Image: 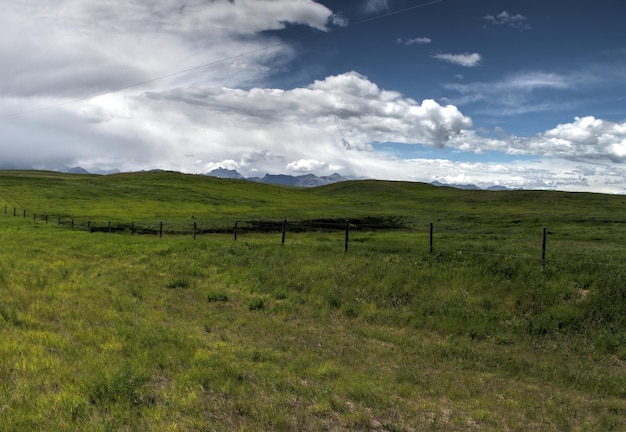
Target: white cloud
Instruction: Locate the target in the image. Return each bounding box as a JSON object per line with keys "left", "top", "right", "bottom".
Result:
{"left": 324, "top": 152, "right": 626, "bottom": 194}
{"left": 363, "top": 0, "right": 389, "bottom": 14}
{"left": 0, "top": 0, "right": 335, "bottom": 99}
{"left": 502, "top": 72, "right": 572, "bottom": 90}
{"left": 443, "top": 71, "right": 588, "bottom": 114}
{"left": 397, "top": 37, "right": 432, "bottom": 45}
{"left": 528, "top": 116, "right": 626, "bottom": 163}
{"left": 330, "top": 12, "right": 349, "bottom": 27}
{"left": 484, "top": 11, "right": 531, "bottom": 31}
{"left": 433, "top": 53, "right": 482, "bottom": 67}
{"left": 287, "top": 159, "right": 329, "bottom": 172}
{"left": 205, "top": 160, "right": 240, "bottom": 172}
{"left": 443, "top": 116, "right": 626, "bottom": 164}
{"left": 149, "top": 71, "right": 472, "bottom": 149}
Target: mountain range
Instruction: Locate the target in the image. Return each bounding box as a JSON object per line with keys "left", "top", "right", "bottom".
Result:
{"left": 57, "top": 166, "right": 512, "bottom": 191}
{"left": 206, "top": 168, "right": 352, "bottom": 187}
{"left": 205, "top": 168, "right": 513, "bottom": 190}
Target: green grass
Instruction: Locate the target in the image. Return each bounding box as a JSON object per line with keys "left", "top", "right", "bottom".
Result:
{"left": 0, "top": 170, "right": 625, "bottom": 430}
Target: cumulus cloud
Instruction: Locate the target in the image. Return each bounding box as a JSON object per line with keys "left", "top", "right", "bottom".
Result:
{"left": 150, "top": 71, "right": 472, "bottom": 150}
{"left": 443, "top": 116, "right": 626, "bottom": 165}
{"left": 118, "top": 72, "right": 472, "bottom": 177}
{"left": 287, "top": 159, "right": 330, "bottom": 172}
{"left": 527, "top": 116, "right": 626, "bottom": 163}
{"left": 484, "top": 11, "right": 531, "bottom": 31}
{"left": 204, "top": 160, "right": 240, "bottom": 172}
{"left": 433, "top": 53, "right": 482, "bottom": 67}
{"left": 323, "top": 151, "right": 626, "bottom": 194}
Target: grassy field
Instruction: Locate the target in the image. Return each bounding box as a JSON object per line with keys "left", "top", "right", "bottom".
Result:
{"left": 0, "top": 170, "right": 625, "bottom": 431}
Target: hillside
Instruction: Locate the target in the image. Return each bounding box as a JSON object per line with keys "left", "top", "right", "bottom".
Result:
{"left": 0, "top": 170, "right": 623, "bottom": 226}
{"left": 0, "top": 170, "right": 625, "bottom": 430}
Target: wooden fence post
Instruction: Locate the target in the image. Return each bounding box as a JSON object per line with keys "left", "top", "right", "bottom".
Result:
{"left": 23, "top": 210, "right": 26, "bottom": 218}
{"left": 234, "top": 220, "right": 238, "bottom": 241}
{"left": 71, "top": 218, "right": 74, "bottom": 229}
{"left": 159, "top": 221, "right": 163, "bottom": 238}
{"left": 542, "top": 227, "right": 547, "bottom": 270}
{"left": 429, "top": 222, "right": 434, "bottom": 254}
{"left": 344, "top": 219, "right": 350, "bottom": 252}
{"left": 13, "top": 207, "right": 16, "bottom": 216}
{"left": 45, "top": 215, "right": 48, "bottom": 224}
{"left": 108, "top": 221, "right": 111, "bottom": 233}
{"left": 282, "top": 219, "right": 287, "bottom": 245}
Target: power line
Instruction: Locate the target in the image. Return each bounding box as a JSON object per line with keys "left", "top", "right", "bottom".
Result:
{"left": 349, "top": 0, "right": 445, "bottom": 26}
{"left": 1, "top": 0, "right": 446, "bottom": 118}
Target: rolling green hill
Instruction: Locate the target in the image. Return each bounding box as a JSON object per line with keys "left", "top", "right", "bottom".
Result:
{"left": 1, "top": 170, "right": 624, "bottom": 226}
{"left": 0, "top": 170, "right": 625, "bottom": 430}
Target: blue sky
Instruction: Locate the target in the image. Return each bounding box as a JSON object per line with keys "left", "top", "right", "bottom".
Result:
{"left": 1, "top": 0, "right": 626, "bottom": 192}
{"left": 287, "top": 0, "right": 626, "bottom": 134}
{"left": 276, "top": 0, "right": 626, "bottom": 126}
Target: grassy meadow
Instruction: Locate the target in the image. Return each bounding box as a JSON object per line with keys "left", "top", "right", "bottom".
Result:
{"left": 0, "top": 170, "right": 625, "bottom": 431}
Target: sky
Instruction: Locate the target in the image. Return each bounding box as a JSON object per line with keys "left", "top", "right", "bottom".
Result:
{"left": 2, "top": 0, "right": 626, "bottom": 193}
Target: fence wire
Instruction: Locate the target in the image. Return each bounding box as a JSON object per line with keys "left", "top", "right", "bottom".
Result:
{"left": 3, "top": 204, "right": 625, "bottom": 270}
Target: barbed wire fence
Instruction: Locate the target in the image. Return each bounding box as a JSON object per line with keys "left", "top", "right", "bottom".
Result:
{"left": 3, "top": 204, "right": 625, "bottom": 271}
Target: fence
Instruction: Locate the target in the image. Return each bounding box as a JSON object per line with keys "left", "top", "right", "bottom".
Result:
{"left": 4, "top": 205, "right": 387, "bottom": 247}
{"left": 3, "top": 204, "right": 625, "bottom": 271}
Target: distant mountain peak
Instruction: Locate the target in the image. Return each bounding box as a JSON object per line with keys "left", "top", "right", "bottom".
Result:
{"left": 430, "top": 181, "right": 480, "bottom": 190}
{"left": 63, "top": 166, "right": 90, "bottom": 174}
{"left": 206, "top": 167, "right": 245, "bottom": 180}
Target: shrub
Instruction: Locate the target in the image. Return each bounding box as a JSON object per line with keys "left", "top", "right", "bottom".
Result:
{"left": 86, "top": 365, "right": 152, "bottom": 407}
{"left": 248, "top": 298, "right": 265, "bottom": 311}
{"left": 166, "top": 277, "right": 190, "bottom": 289}
{"left": 207, "top": 291, "right": 229, "bottom": 302}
